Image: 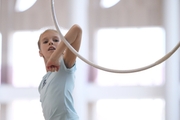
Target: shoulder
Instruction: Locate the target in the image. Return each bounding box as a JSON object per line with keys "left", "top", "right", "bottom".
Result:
{"left": 59, "top": 56, "right": 77, "bottom": 73}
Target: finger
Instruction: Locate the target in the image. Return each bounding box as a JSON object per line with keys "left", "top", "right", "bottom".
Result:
{"left": 48, "top": 66, "right": 53, "bottom": 72}
{"left": 56, "top": 66, "right": 60, "bottom": 71}
{"left": 47, "top": 66, "right": 50, "bottom": 72}
{"left": 53, "top": 67, "right": 56, "bottom": 72}
{"left": 47, "top": 66, "right": 59, "bottom": 72}
{"left": 54, "top": 67, "right": 58, "bottom": 72}
{"left": 51, "top": 66, "right": 55, "bottom": 72}
{"left": 53, "top": 66, "right": 58, "bottom": 72}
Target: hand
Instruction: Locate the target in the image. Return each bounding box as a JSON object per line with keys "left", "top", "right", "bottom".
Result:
{"left": 46, "top": 58, "right": 60, "bottom": 72}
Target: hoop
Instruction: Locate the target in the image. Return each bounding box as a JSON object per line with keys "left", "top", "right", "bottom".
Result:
{"left": 50, "top": 0, "right": 180, "bottom": 73}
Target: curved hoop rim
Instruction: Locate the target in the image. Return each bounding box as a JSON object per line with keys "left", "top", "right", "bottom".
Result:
{"left": 50, "top": 0, "right": 180, "bottom": 73}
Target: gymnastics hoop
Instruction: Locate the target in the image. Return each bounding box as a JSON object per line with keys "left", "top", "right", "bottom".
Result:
{"left": 50, "top": 0, "right": 180, "bottom": 73}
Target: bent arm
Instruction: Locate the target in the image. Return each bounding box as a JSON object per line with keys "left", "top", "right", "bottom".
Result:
{"left": 63, "top": 24, "right": 82, "bottom": 68}
{"left": 49, "top": 24, "right": 82, "bottom": 69}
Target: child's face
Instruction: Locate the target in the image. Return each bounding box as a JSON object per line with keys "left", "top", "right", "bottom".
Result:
{"left": 39, "top": 30, "right": 60, "bottom": 61}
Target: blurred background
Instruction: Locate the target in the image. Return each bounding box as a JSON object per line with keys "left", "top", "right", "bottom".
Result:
{"left": 0, "top": 0, "right": 179, "bottom": 120}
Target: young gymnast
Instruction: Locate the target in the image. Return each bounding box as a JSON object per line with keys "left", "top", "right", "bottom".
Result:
{"left": 38, "top": 24, "right": 82, "bottom": 120}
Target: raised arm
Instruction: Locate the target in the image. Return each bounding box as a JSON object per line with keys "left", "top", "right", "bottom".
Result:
{"left": 63, "top": 24, "right": 82, "bottom": 68}
{"left": 46, "top": 24, "right": 82, "bottom": 71}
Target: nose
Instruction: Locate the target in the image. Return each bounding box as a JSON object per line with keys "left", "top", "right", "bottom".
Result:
{"left": 49, "top": 40, "right": 54, "bottom": 45}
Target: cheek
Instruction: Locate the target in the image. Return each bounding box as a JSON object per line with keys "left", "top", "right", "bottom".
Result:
{"left": 40, "top": 47, "right": 47, "bottom": 55}
{"left": 40, "top": 44, "right": 47, "bottom": 50}
{"left": 56, "top": 42, "right": 60, "bottom": 46}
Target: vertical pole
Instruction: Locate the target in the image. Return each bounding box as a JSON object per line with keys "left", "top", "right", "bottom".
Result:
{"left": 68, "top": 1, "right": 89, "bottom": 120}
{"left": 163, "top": 0, "right": 180, "bottom": 120}
{"left": 0, "top": 0, "right": 14, "bottom": 84}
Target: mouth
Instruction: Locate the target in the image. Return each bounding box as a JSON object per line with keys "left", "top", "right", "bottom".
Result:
{"left": 48, "top": 46, "right": 56, "bottom": 51}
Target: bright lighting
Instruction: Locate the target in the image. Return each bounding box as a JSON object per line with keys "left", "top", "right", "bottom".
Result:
{"left": 15, "top": 0, "right": 37, "bottom": 12}
{"left": 96, "top": 99, "right": 165, "bottom": 120}
{"left": 12, "top": 31, "right": 45, "bottom": 87}
{"left": 12, "top": 28, "right": 68, "bottom": 87}
{"left": 96, "top": 27, "right": 165, "bottom": 86}
{"left": 100, "top": 0, "right": 120, "bottom": 8}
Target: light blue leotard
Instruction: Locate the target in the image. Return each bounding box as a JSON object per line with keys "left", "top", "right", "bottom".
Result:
{"left": 38, "top": 57, "right": 79, "bottom": 120}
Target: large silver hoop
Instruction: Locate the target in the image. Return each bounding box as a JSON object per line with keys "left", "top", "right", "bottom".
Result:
{"left": 50, "top": 0, "right": 180, "bottom": 73}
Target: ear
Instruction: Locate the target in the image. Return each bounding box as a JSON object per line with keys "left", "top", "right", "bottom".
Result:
{"left": 39, "top": 51, "right": 43, "bottom": 57}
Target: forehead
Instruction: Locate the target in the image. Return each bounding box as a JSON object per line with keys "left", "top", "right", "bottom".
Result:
{"left": 40, "top": 30, "right": 59, "bottom": 41}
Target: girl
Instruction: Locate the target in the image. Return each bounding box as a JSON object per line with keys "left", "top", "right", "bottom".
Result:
{"left": 38, "top": 24, "right": 82, "bottom": 120}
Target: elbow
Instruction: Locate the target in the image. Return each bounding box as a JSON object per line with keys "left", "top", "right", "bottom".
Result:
{"left": 73, "top": 24, "right": 82, "bottom": 34}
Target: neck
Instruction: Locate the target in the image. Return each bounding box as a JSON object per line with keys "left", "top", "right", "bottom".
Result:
{"left": 43, "top": 57, "right": 48, "bottom": 72}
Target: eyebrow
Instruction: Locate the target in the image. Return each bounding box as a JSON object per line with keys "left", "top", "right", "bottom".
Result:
{"left": 53, "top": 36, "right": 59, "bottom": 39}
{"left": 41, "top": 35, "right": 60, "bottom": 42}
{"left": 41, "top": 37, "right": 48, "bottom": 42}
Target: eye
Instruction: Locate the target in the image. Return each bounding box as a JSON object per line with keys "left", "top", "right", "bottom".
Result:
{"left": 43, "top": 40, "right": 48, "bottom": 44}
{"left": 53, "top": 39, "right": 59, "bottom": 42}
